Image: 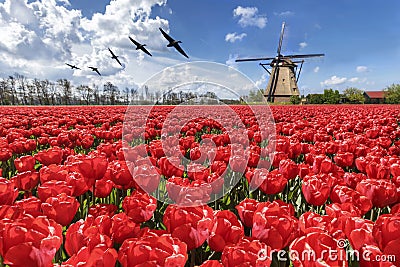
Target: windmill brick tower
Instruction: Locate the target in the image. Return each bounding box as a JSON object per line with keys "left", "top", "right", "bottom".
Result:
{"left": 236, "top": 22, "right": 324, "bottom": 103}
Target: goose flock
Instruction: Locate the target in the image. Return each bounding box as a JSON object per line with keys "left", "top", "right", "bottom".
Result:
{"left": 65, "top": 28, "right": 189, "bottom": 76}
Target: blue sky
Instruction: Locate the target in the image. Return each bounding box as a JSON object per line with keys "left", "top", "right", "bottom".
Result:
{"left": 0, "top": 0, "right": 399, "bottom": 95}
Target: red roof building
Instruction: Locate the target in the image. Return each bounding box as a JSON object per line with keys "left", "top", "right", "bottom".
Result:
{"left": 364, "top": 91, "right": 385, "bottom": 104}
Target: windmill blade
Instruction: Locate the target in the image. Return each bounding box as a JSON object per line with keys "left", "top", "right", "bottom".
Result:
{"left": 283, "top": 53, "right": 325, "bottom": 59}
{"left": 296, "top": 60, "right": 304, "bottom": 82}
{"left": 259, "top": 63, "right": 271, "bottom": 75}
{"left": 268, "top": 66, "right": 280, "bottom": 102}
{"left": 277, "top": 22, "right": 286, "bottom": 56}
{"left": 235, "top": 57, "right": 275, "bottom": 62}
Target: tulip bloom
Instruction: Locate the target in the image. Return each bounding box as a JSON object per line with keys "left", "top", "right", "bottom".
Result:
{"left": 41, "top": 193, "right": 80, "bottom": 226}
{"left": 252, "top": 201, "right": 298, "bottom": 250}
{"left": 0, "top": 178, "right": 18, "bottom": 205}
{"left": 356, "top": 179, "right": 398, "bottom": 208}
{"left": 122, "top": 190, "right": 157, "bottom": 223}
{"left": 0, "top": 215, "right": 63, "bottom": 267}
{"left": 208, "top": 210, "right": 244, "bottom": 252}
{"left": 14, "top": 155, "right": 36, "bottom": 172}
{"left": 221, "top": 238, "right": 272, "bottom": 267}
{"left": 163, "top": 205, "right": 214, "bottom": 250}
{"left": 302, "top": 175, "right": 331, "bottom": 206}
{"left": 289, "top": 232, "right": 348, "bottom": 266}
{"left": 118, "top": 234, "right": 187, "bottom": 267}
{"left": 235, "top": 198, "right": 259, "bottom": 228}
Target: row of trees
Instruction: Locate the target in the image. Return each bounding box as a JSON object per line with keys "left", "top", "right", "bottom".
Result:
{"left": 249, "top": 84, "right": 400, "bottom": 105}
{"left": 385, "top": 84, "right": 400, "bottom": 104}
{"left": 0, "top": 73, "right": 223, "bottom": 106}
{"left": 0, "top": 74, "right": 132, "bottom": 105}
{"left": 306, "top": 88, "right": 359, "bottom": 104}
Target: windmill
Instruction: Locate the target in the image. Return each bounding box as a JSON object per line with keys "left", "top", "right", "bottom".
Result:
{"left": 236, "top": 22, "right": 324, "bottom": 103}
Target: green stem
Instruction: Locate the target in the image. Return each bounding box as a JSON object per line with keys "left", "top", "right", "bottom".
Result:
{"left": 190, "top": 249, "right": 196, "bottom": 267}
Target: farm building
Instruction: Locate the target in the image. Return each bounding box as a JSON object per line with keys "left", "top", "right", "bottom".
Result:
{"left": 364, "top": 91, "right": 385, "bottom": 104}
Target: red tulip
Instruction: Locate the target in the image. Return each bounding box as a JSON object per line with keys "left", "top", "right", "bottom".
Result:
{"left": 235, "top": 198, "right": 259, "bottom": 228}
{"left": 118, "top": 234, "right": 187, "bottom": 267}
{"left": 279, "top": 159, "right": 299, "bottom": 180}
{"left": 252, "top": 168, "right": 288, "bottom": 195}
{"left": 373, "top": 215, "right": 400, "bottom": 254}
{"left": 365, "top": 162, "right": 390, "bottom": 180}
{"left": 39, "top": 164, "right": 69, "bottom": 184}
{"left": 208, "top": 210, "right": 244, "bottom": 252}
{"left": 252, "top": 201, "right": 298, "bottom": 250}
{"left": 221, "top": 238, "right": 272, "bottom": 267}
{"left": 108, "top": 160, "right": 135, "bottom": 190}
{"left": 88, "top": 204, "right": 117, "bottom": 218}
{"left": 334, "top": 152, "right": 354, "bottom": 167}
{"left": 343, "top": 172, "right": 366, "bottom": 189}
{"left": 14, "top": 155, "right": 36, "bottom": 172}
{"left": 35, "top": 146, "right": 64, "bottom": 166}
{"left": 330, "top": 185, "right": 372, "bottom": 215}
{"left": 356, "top": 179, "right": 398, "bottom": 208}
{"left": 62, "top": 245, "right": 117, "bottom": 267}
{"left": 159, "top": 156, "right": 185, "bottom": 177}
{"left": 11, "top": 171, "right": 40, "bottom": 191}
{"left": 166, "top": 176, "right": 213, "bottom": 206}
{"left": 122, "top": 190, "right": 157, "bottom": 223}
{"left": 37, "top": 180, "right": 74, "bottom": 202}
{"left": 65, "top": 216, "right": 113, "bottom": 257}
{"left": 94, "top": 178, "right": 114, "bottom": 198}
{"left": 66, "top": 171, "right": 90, "bottom": 196}
{"left": 110, "top": 213, "right": 141, "bottom": 244}
{"left": 67, "top": 153, "right": 108, "bottom": 187}
{"left": 302, "top": 175, "right": 331, "bottom": 206}
{"left": 344, "top": 217, "right": 377, "bottom": 250}
{"left": 0, "top": 178, "right": 18, "bottom": 205}
{"left": 41, "top": 192, "right": 79, "bottom": 226}
{"left": 0, "top": 147, "right": 12, "bottom": 162}
{"left": 289, "top": 232, "right": 348, "bottom": 267}
{"left": 0, "top": 215, "right": 63, "bottom": 267}
{"left": 298, "top": 211, "right": 339, "bottom": 236}
{"left": 132, "top": 163, "right": 160, "bottom": 193}
{"left": 229, "top": 154, "right": 247, "bottom": 173}
{"left": 163, "top": 205, "right": 214, "bottom": 250}
{"left": 14, "top": 196, "right": 42, "bottom": 217}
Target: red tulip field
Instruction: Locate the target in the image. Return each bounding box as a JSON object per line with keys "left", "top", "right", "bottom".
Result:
{"left": 0, "top": 104, "right": 400, "bottom": 267}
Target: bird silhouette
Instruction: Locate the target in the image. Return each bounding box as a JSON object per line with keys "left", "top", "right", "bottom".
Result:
{"left": 159, "top": 27, "right": 189, "bottom": 59}
{"left": 65, "top": 63, "right": 80, "bottom": 70}
{"left": 88, "top": 66, "right": 101, "bottom": 76}
{"left": 108, "top": 48, "right": 123, "bottom": 67}
{"left": 129, "top": 37, "right": 152, "bottom": 57}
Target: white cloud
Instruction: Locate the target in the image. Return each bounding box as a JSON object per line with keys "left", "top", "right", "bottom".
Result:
{"left": 0, "top": 0, "right": 188, "bottom": 89}
{"left": 255, "top": 72, "right": 268, "bottom": 88}
{"left": 299, "top": 42, "right": 308, "bottom": 50}
{"left": 313, "top": 66, "right": 320, "bottom": 73}
{"left": 274, "top": 11, "right": 294, "bottom": 17}
{"left": 233, "top": 6, "right": 267, "bottom": 29}
{"left": 320, "top": 76, "right": 347, "bottom": 87}
{"left": 356, "top": 66, "right": 368, "bottom": 73}
{"left": 349, "top": 77, "right": 359, "bottom": 83}
{"left": 225, "top": 32, "right": 247, "bottom": 43}
{"left": 226, "top": 54, "right": 239, "bottom": 69}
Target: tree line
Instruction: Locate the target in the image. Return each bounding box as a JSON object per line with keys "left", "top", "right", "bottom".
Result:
{"left": 246, "top": 84, "right": 400, "bottom": 104}
{"left": 0, "top": 73, "right": 222, "bottom": 106}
